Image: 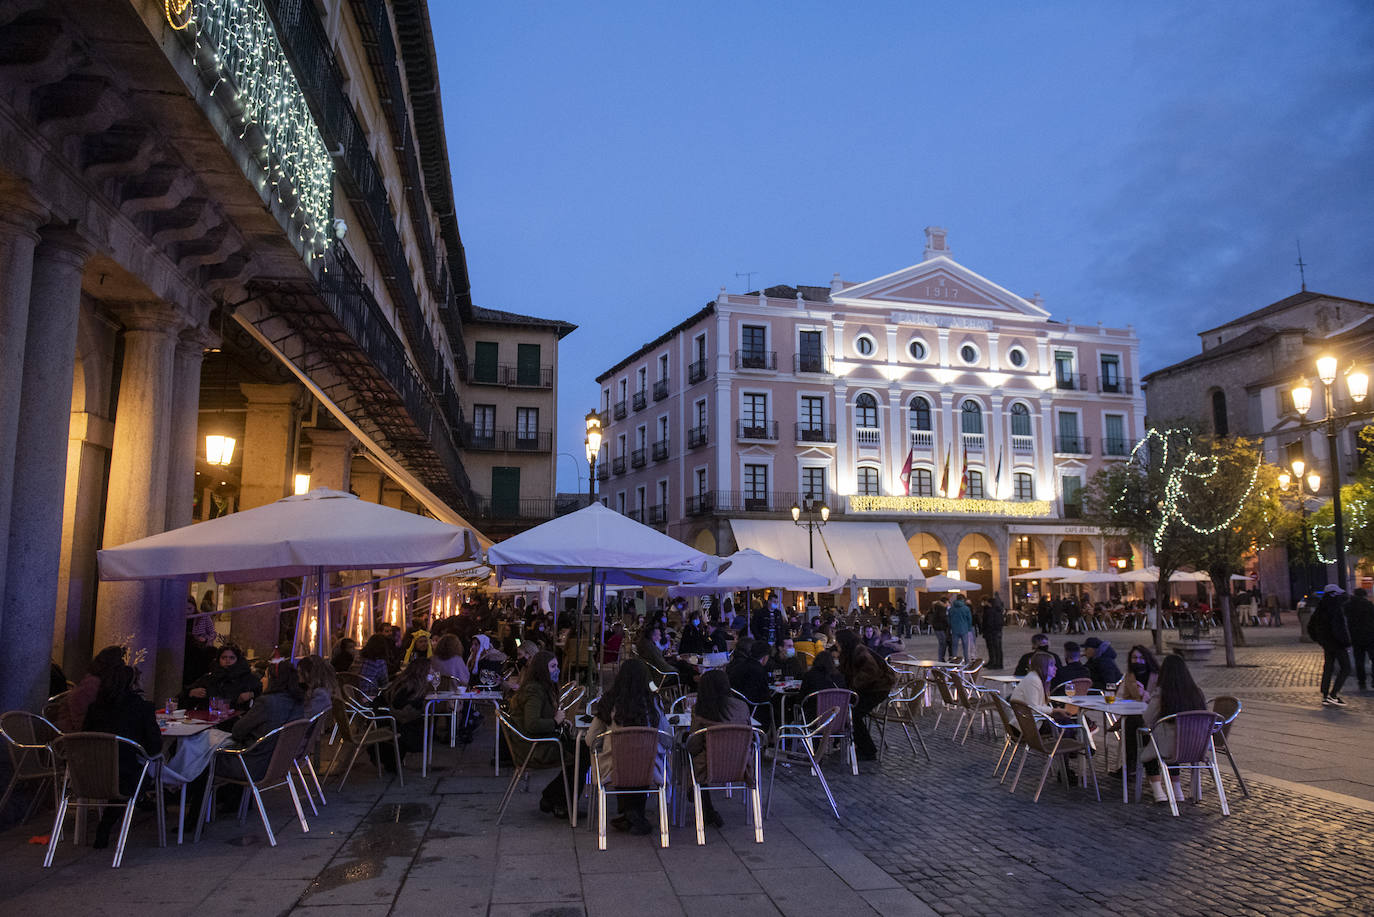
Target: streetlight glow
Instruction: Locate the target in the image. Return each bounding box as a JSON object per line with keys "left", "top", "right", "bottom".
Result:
{"left": 1317, "top": 354, "right": 1338, "bottom": 386}
{"left": 1291, "top": 383, "right": 1312, "bottom": 416}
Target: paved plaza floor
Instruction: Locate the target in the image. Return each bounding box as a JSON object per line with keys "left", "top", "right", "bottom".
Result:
{"left": 3, "top": 624, "right": 1372, "bottom": 917}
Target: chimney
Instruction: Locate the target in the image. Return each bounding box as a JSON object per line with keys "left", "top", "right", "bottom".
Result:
{"left": 923, "top": 226, "right": 950, "bottom": 260}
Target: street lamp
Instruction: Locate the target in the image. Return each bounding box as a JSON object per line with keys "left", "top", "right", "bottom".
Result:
{"left": 790, "top": 497, "right": 829, "bottom": 568}
{"left": 1279, "top": 460, "right": 1321, "bottom": 598}
{"left": 1291, "top": 354, "right": 1369, "bottom": 589}
{"left": 584, "top": 409, "right": 603, "bottom": 507}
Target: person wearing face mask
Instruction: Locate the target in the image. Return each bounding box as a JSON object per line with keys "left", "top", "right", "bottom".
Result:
{"left": 1108, "top": 644, "right": 1160, "bottom": 779}
{"left": 678, "top": 613, "right": 708, "bottom": 655}
{"left": 771, "top": 638, "right": 807, "bottom": 680}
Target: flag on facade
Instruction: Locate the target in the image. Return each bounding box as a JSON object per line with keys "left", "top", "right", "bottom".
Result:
{"left": 957, "top": 445, "right": 969, "bottom": 498}
{"left": 939, "top": 443, "right": 951, "bottom": 496}
{"left": 993, "top": 451, "right": 1003, "bottom": 499}
{"left": 900, "top": 447, "right": 914, "bottom": 496}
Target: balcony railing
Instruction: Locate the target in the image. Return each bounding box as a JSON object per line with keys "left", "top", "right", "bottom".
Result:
{"left": 652, "top": 439, "right": 670, "bottom": 461}
{"left": 1063, "top": 502, "right": 1084, "bottom": 519}
{"left": 1102, "top": 437, "right": 1131, "bottom": 457}
{"left": 613, "top": 400, "right": 627, "bottom": 420}
{"left": 653, "top": 379, "right": 669, "bottom": 401}
{"left": 796, "top": 423, "right": 836, "bottom": 444}
{"left": 856, "top": 427, "right": 881, "bottom": 447}
{"left": 648, "top": 504, "right": 667, "bottom": 524}
{"left": 612, "top": 456, "right": 626, "bottom": 475}
{"left": 737, "top": 420, "right": 779, "bottom": 441}
{"left": 596, "top": 463, "right": 610, "bottom": 481}
{"left": 686, "top": 493, "right": 714, "bottom": 516}
{"left": 962, "top": 432, "right": 985, "bottom": 452}
{"left": 687, "top": 424, "right": 709, "bottom": 449}
{"left": 462, "top": 428, "right": 552, "bottom": 452}
{"left": 630, "top": 447, "right": 647, "bottom": 468}
{"left": 793, "top": 353, "right": 832, "bottom": 374}
{"left": 1097, "top": 376, "right": 1134, "bottom": 395}
{"left": 1011, "top": 434, "right": 1035, "bottom": 454}
{"left": 687, "top": 359, "right": 707, "bottom": 384}
{"left": 1056, "top": 373, "right": 1087, "bottom": 392}
{"left": 470, "top": 497, "right": 557, "bottom": 521}
{"left": 468, "top": 364, "right": 555, "bottom": 388}
{"left": 1055, "top": 434, "right": 1091, "bottom": 454}
{"left": 910, "top": 429, "right": 934, "bottom": 449}
{"left": 627, "top": 508, "right": 645, "bottom": 523}
{"left": 734, "top": 350, "right": 776, "bottom": 371}
{"left": 706, "top": 490, "right": 847, "bottom": 515}
{"left": 632, "top": 391, "right": 647, "bottom": 411}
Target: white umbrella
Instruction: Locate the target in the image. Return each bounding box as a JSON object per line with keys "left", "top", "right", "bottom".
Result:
{"left": 666, "top": 549, "right": 829, "bottom": 597}
{"left": 1230, "top": 573, "right": 1255, "bottom": 582}
{"left": 1009, "top": 565, "right": 1079, "bottom": 581}
{"left": 97, "top": 488, "right": 481, "bottom": 654}
{"left": 924, "top": 574, "right": 980, "bottom": 592}
{"left": 1117, "top": 566, "right": 1210, "bottom": 584}
{"left": 1054, "top": 570, "right": 1126, "bottom": 584}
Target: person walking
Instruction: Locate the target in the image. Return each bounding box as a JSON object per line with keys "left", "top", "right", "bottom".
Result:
{"left": 928, "top": 600, "right": 950, "bottom": 662}
{"left": 1308, "top": 584, "right": 1354, "bottom": 705}
{"left": 948, "top": 593, "right": 975, "bottom": 662}
{"left": 982, "top": 593, "right": 1006, "bottom": 669}
{"left": 1346, "top": 587, "right": 1374, "bottom": 692}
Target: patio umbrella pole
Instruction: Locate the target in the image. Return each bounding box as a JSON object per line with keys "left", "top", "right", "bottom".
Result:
{"left": 315, "top": 564, "right": 328, "bottom": 656}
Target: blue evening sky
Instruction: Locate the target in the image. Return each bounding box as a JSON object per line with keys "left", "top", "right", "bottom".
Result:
{"left": 431, "top": 1, "right": 1374, "bottom": 494}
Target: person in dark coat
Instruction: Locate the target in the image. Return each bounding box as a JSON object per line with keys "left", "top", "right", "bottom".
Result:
{"left": 770, "top": 638, "right": 807, "bottom": 680}
{"left": 1013, "top": 634, "right": 1062, "bottom": 677}
{"left": 677, "top": 614, "right": 709, "bottom": 656}
{"left": 82, "top": 664, "right": 160, "bottom": 848}
{"left": 1309, "top": 585, "right": 1353, "bottom": 704}
{"left": 927, "top": 601, "right": 950, "bottom": 662}
{"left": 1050, "top": 642, "right": 1092, "bottom": 690}
{"left": 1082, "top": 637, "right": 1123, "bottom": 688}
{"left": 230, "top": 660, "right": 304, "bottom": 778}
{"left": 181, "top": 644, "right": 260, "bottom": 711}
{"left": 799, "top": 649, "right": 846, "bottom": 720}
{"left": 835, "top": 629, "right": 893, "bottom": 761}
{"left": 1345, "top": 588, "right": 1374, "bottom": 692}
{"left": 727, "top": 639, "right": 773, "bottom": 731}
{"left": 982, "top": 593, "right": 1006, "bottom": 669}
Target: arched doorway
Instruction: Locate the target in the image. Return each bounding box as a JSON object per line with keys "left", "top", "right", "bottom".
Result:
{"left": 956, "top": 533, "right": 999, "bottom": 605}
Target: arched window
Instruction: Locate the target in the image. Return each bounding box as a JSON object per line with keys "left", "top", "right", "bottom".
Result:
{"left": 1211, "top": 390, "right": 1229, "bottom": 437}
{"left": 857, "top": 466, "right": 881, "bottom": 496}
{"left": 855, "top": 393, "right": 879, "bottom": 427}
{"left": 1010, "top": 402, "right": 1032, "bottom": 437}
{"left": 961, "top": 399, "right": 983, "bottom": 434}
{"left": 909, "top": 396, "right": 932, "bottom": 431}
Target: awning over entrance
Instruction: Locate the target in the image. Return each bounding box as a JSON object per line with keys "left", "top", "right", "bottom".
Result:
{"left": 727, "top": 520, "right": 924, "bottom": 592}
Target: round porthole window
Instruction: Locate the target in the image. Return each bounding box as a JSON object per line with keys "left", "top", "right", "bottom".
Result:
{"left": 1008, "top": 347, "right": 1027, "bottom": 368}
{"left": 960, "top": 343, "right": 979, "bottom": 364}
{"left": 909, "top": 339, "right": 928, "bottom": 361}
{"left": 855, "top": 335, "right": 876, "bottom": 356}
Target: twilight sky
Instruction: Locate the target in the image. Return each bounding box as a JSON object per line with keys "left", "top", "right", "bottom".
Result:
{"left": 431, "top": 1, "right": 1374, "bottom": 494}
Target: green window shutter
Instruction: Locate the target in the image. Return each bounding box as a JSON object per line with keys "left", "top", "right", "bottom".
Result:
{"left": 474, "top": 341, "right": 498, "bottom": 383}
{"left": 516, "top": 343, "right": 541, "bottom": 387}
{"left": 491, "top": 467, "right": 520, "bottom": 517}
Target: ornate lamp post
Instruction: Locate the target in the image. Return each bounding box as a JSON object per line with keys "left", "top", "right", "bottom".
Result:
{"left": 584, "top": 409, "right": 603, "bottom": 507}
{"left": 1291, "top": 356, "right": 1369, "bottom": 589}
{"left": 790, "top": 497, "right": 829, "bottom": 568}
{"left": 1278, "top": 460, "right": 1321, "bottom": 598}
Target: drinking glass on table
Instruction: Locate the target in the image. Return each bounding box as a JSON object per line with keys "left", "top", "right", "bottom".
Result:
{"left": 1065, "top": 682, "right": 1076, "bottom": 698}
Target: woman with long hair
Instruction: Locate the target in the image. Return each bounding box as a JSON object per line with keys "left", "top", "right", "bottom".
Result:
{"left": 585, "top": 658, "right": 671, "bottom": 835}
{"left": 508, "top": 649, "right": 579, "bottom": 818}
{"left": 297, "top": 654, "right": 340, "bottom": 719}
{"left": 181, "top": 643, "right": 260, "bottom": 711}
{"left": 353, "top": 634, "right": 393, "bottom": 695}
{"left": 1119, "top": 645, "right": 1161, "bottom": 701}
{"left": 383, "top": 653, "right": 436, "bottom": 766}
{"left": 686, "top": 669, "right": 751, "bottom": 828}
{"left": 82, "top": 663, "right": 160, "bottom": 848}
{"left": 430, "top": 633, "right": 470, "bottom": 687}
{"left": 1141, "top": 654, "right": 1208, "bottom": 802}
{"left": 835, "top": 629, "right": 894, "bottom": 761}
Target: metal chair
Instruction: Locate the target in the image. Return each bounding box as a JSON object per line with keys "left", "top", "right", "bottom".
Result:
{"left": 686, "top": 724, "right": 764, "bottom": 845}
{"left": 801, "top": 688, "right": 858, "bottom": 775}
{"left": 293, "top": 709, "right": 332, "bottom": 815}
{"left": 766, "top": 707, "right": 840, "bottom": 820}
{"left": 0, "top": 710, "right": 60, "bottom": 823}
{"left": 874, "top": 683, "right": 930, "bottom": 763}
{"left": 590, "top": 725, "right": 671, "bottom": 849}
{"left": 670, "top": 693, "right": 698, "bottom": 715}
{"left": 927, "top": 669, "right": 962, "bottom": 736}
{"left": 195, "top": 718, "right": 312, "bottom": 846}
{"left": 1208, "top": 696, "right": 1250, "bottom": 797}
{"left": 990, "top": 694, "right": 1024, "bottom": 782}
{"left": 45, "top": 732, "right": 163, "bottom": 868}
{"left": 42, "top": 692, "right": 68, "bottom": 727}
{"left": 326, "top": 694, "right": 403, "bottom": 788}
{"left": 952, "top": 671, "right": 999, "bottom": 744}
{"left": 494, "top": 708, "right": 572, "bottom": 825}
{"left": 1133, "top": 710, "right": 1229, "bottom": 817}
{"left": 1007, "top": 701, "right": 1099, "bottom": 803}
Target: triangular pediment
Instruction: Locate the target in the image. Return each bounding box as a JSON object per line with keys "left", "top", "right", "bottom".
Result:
{"left": 833, "top": 256, "right": 1050, "bottom": 319}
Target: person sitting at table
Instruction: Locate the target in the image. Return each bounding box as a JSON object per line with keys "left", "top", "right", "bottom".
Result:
{"left": 181, "top": 643, "right": 260, "bottom": 712}
{"left": 59, "top": 644, "right": 126, "bottom": 733}
{"left": 232, "top": 659, "right": 304, "bottom": 765}
{"left": 770, "top": 638, "right": 807, "bottom": 680}
{"left": 1009, "top": 652, "right": 1074, "bottom": 723}
{"left": 793, "top": 625, "right": 823, "bottom": 661}
{"left": 82, "top": 662, "right": 160, "bottom": 848}
{"left": 402, "top": 630, "right": 433, "bottom": 666}
{"left": 602, "top": 622, "right": 626, "bottom": 663}
{"left": 468, "top": 634, "right": 507, "bottom": 690}
{"left": 585, "top": 658, "right": 672, "bottom": 836}
{"left": 430, "top": 634, "right": 470, "bottom": 688}
{"left": 678, "top": 613, "right": 709, "bottom": 656}
{"left": 686, "top": 668, "right": 752, "bottom": 828}
{"left": 1140, "top": 654, "right": 1208, "bottom": 803}
{"left": 1013, "top": 633, "right": 1062, "bottom": 677}
{"left": 835, "top": 629, "right": 893, "bottom": 762}
{"left": 1050, "top": 642, "right": 1092, "bottom": 691}
{"left": 1118, "top": 645, "right": 1160, "bottom": 702}
{"left": 352, "top": 634, "right": 393, "bottom": 696}
{"left": 799, "top": 649, "right": 846, "bottom": 721}
{"left": 727, "top": 639, "right": 773, "bottom": 729}
{"left": 707, "top": 618, "right": 731, "bottom": 653}
{"left": 1082, "top": 637, "right": 1123, "bottom": 688}
{"left": 330, "top": 637, "right": 358, "bottom": 674}
{"left": 635, "top": 625, "right": 672, "bottom": 671}
{"left": 297, "top": 654, "right": 340, "bottom": 720}
{"left": 508, "top": 649, "right": 583, "bottom": 819}
{"left": 380, "top": 653, "right": 432, "bottom": 769}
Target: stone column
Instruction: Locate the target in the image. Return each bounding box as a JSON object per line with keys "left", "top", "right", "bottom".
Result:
{"left": 307, "top": 428, "right": 355, "bottom": 493}
{"left": 1, "top": 229, "right": 90, "bottom": 713}
{"left": 0, "top": 197, "right": 46, "bottom": 643}
{"left": 231, "top": 382, "right": 304, "bottom": 654}
{"left": 155, "top": 324, "right": 215, "bottom": 695}
{"left": 94, "top": 302, "right": 186, "bottom": 698}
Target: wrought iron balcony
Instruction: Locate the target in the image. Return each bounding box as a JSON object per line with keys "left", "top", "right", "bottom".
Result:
{"left": 1097, "top": 376, "right": 1134, "bottom": 395}
{"left": 1055, "top": 434, "right": 1091, "bottom": 455}
{"left": 632, "top": 391, "right": 647, "bottom": 411}
{"left": 652, "top": 439, "right": 670, "bottom": 461}
{"left": 686, "top": 493, "right": 714, "bottom": 516}
{"left": 737, "top": 420, "right": 779, "bottom": 441}
{"left": 793, "top": 353, "right": 832, "bottom": 374}
{"left": 734, "top": 350, "right": 776, "bottom": 371}
{"left": 795, "top": 423, "right": 836, "bottom": 444}
{"left": 613, "top": 400, "right": 627, "bottom": 420}
{"left": 653, "top": 379, "right": 669, "bottom": 401}
{"left": 630, "top": 447, "right": 647, "bottom": 468}
{"left": 612, "top": 456, "right": 626, "bottom": 475}
{"left": 687, "top": 424, "right": 709, "bottom": 449}
{"left": 687, "top": 359, "right": 708, "bottom": 384}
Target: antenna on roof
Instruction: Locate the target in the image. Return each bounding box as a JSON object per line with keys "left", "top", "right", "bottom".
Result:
{"left": 735, "top": 271, "right": 757, "bottom": 293}
{"left": 1295, "top": 239, "right": 1308, "bottom": 292}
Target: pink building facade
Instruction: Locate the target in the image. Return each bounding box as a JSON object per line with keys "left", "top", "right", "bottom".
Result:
{"left": 594, "top": 229, "right": 1147, "bottom": 602}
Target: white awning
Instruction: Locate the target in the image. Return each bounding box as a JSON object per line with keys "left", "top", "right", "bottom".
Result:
{"left": 727, "top": 519, "right": 924, "bottom": 592}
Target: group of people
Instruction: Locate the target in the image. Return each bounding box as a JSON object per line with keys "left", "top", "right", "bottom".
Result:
{"left": 1305, "top": 583, "right": 1374, "bottom": 705}
{"left": 925, "top": 592, "right": 1007, "bottom": 668}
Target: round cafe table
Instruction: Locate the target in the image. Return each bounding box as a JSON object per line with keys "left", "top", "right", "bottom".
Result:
{"left": 1049, "top": 694, "right": 1148, "bottom": 802}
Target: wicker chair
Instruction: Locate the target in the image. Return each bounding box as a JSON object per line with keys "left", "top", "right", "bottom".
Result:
{"left": 494, "top": 708, "right": 572, "bottom": 826}
{"left": 766, "top": 707, "right": 840, "bottom": 820}
{"left": 1008, "top": 701, "right": 1099, "bottom": 803}
{"left": 687, "top": 724, "right": 765, "bottom": 845}
{"left": 589, "top": 725, "right": 672, "bottom": 849}
{"left": 801, "top": 688, "right": 858, "bottom": 775}
{"left": 1133, "top": 710, "right": 1229, "bottom": 816}
{"left": 195, "top": 718, "right": 313, "bottom": 846}
{"left": 45, "top": 732, "right": 163, "bottom": 868}
{"left": 0, "top": 711, "right": 60, "bottom": 823}
{"left": 1208, "top": 696, "right": 1250, "bottom": 797}
{"left": 42, "top": 692, "right": 68, "bottom": 727}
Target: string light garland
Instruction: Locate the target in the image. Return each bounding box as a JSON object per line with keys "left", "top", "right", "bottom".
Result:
{"left": 1310, "top": 496, "right": 1371, "bottom": 563}
{"left": 850, "top": 495, "right": 1054, "bottom": 517}
{"left": 172, "top": 0, "right": 334, "bottom": 256}
{"left": 1116, "top": 429, "right": 1262, "bottom": 552}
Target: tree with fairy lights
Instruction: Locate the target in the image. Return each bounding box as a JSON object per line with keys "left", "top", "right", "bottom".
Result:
{"left": 1307, "top": 426, "right": 1374, "bottom": 575}
{"left": 1085, "top": 426, "right": 1285, "bottom": 664}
